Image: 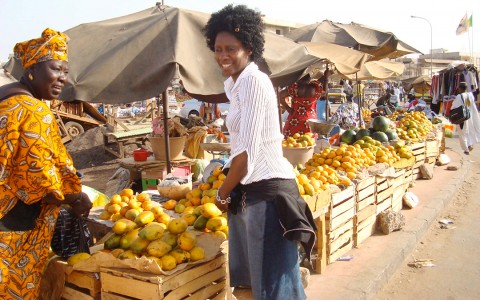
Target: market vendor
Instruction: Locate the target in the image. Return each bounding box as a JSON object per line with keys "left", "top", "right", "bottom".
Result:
{"left": 0, "top": 28, "right": 92, "bottom": 299}
{"left": 330, "top": 94, "right": 363, "bottom": 130}
{"left": 204, "top": 5, "right": 316, "bottom": 300}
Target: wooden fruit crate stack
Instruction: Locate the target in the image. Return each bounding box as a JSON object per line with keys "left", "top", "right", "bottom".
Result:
{"left": 354, "top": 176, "right": 377, "bottom": 247}
{"left": 54, "top": 260, "right": 101, "bottom": 300}
{"left": 374, "top": 175, "right": 392, "bottom": 215}
{"left": 409, "top": 141, "right": 426, "bottom": 180}
{"left": 391, "top": 168, "right": 409, "bottom": 212}
{"left": 100, "top": 253, "right": 229, "bottom": 300}
{"left": 326, "top": 185, "right": 355, "bottom": 264}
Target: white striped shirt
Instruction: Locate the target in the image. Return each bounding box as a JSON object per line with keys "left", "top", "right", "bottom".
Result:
{"left": 223, "top": 62, "right": 295, "bottom": 184}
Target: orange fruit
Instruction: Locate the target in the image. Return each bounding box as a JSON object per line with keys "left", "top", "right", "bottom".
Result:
{"left": 120, "top": 188, "right": 134, "bottom": 198}
{"left": 163, "top": 199, "right": 177, "bottom": 210}
{"left": 110, "top": 194, "right": 122, "bottom": 204}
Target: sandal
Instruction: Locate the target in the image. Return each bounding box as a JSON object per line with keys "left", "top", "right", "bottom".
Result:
{"left": 464, "top": 151, "right": 470, "bottom": 155}
{"left": 468, "top": 145, "right": 474, "bottom": 151}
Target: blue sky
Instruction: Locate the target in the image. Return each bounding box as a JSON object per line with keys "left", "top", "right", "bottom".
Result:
{"left": 1, "top": 0, "right": 478, "bottom": 61}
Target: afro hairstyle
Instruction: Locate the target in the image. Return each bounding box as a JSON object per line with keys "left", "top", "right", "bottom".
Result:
{"left": 203, "top": 4, "right": 265, "bottom": 63}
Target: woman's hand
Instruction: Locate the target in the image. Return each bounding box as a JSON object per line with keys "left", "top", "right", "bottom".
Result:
{"left": 215, "top": 189, "right": 230, "bottom": 212}
{"left": 71, "top": 192, "right": 92, "bottom": 218}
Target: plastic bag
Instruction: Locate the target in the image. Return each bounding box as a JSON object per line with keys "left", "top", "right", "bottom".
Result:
{"left": 51, "top": 206, "right": 92, "bottom": 258}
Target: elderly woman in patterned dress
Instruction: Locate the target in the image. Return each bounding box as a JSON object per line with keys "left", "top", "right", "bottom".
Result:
{"left": 0, "top": 28, "right": 92, "bottom": 299}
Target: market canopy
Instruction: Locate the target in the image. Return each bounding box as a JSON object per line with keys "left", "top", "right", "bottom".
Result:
{"left": 346, "top": 60, "right": 405, "bottom": 80}
{"left": 402, "top": 75, "right": 431, "bottom": 93}
{"left": 286, "top": 20, "right": 421, "bottom": 60}
{"left": 4, "top": 4, "right": 321, "bottom": 104}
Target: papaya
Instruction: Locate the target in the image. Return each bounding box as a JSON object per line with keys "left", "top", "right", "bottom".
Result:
{"left": 67, "top": 252, "right": 91, "bottom": 266}
{"left": 139, "top": 222, "right": 165, "bottom": 241}
{"left": 119, "top": 228, "right": 140, "bottom": 250}
{"left": 119, "top": 250, "right": 138, "bottom": 260}
{"left": 134, "top": 211, "right": 155, "bottom": 227}
{"left": 160, "top": 254, "right": 177, "bottom": 271}
{"left": 167, "top": 218, "right": 188, "bottom": 235}
{"left": 206, "top": 216, "right": 228, "bottom": 232}
{"left": 104, "top": 233, "right": 122, "bottom": 250}
{"left": 177, "top": 231, "right": 197, "bottom": 251}
{"left": 169, "top": 248, "right": 191, "bottom": 264}
{"left": 110, "top": 248, "right": 124, "bottom": 258}
{"left": 162, "top": 232, "right": 178, "bottom": 248}
{"left": 201, "top": 203, "right": 222, "bottom": 219}
{"left": 129, "top": 237, "right": 151, "bottom": 254}
{"left": 193, "top": 215, "right": 209, "bottom": 231}
{"left": 112, "top": 218, "right": 137, "bottom": 235}
{"left": 146, "top": 239, "right": 172, "bottom": 258}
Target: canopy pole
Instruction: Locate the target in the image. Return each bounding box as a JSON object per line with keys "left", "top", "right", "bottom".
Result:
{"left": 356, "top": 73, "right": 364, "bottom": 127}
{"left": 276, "top": 87, "right": 284, "bottom": 134}
{"left": 161, "top": 90, "right": 172, "bottom": 173}
{"left": 323, "top": 65, "right": 330, "bottom": 122}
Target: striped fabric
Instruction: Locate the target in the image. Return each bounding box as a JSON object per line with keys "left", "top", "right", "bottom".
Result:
{"left": 224, "top": 62, "right": 295, "bottom": 185}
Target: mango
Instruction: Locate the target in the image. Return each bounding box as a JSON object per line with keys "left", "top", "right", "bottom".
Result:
{"left": 182, "top": 214, "right": 197, "bottom": 226}
{"left": 119, "top": 228, "right": 140, "bottom": 250}
{"left": 67, "top": 252, "right": 91, "bottom": 266}
{"left": 104, "top": 233, "right": 122, "bottom": 250}
{"left": 160, "top": 254, "right": 177, "bottom": 271}
{"left": 189, "top": 246, "right": 205, "bottom": 261}
{"left": 169, "top": 249, "right": 191, "bottom": 264}
{"left": 167, "top": 218, "right": 188, "bottom": 234}
{"left": 193, "top": 215, "right": 209, "bottom": 231}
{"left": 110, "top": 248, "right": 124, "bottom": 258}
{"left": 177, "top": 231, "right": 196, "bottom": 251}
{"left": 146, "top": 239, "right": 172, "bottom": 258}
{"left": 201, "top": 203, "right": 222, "bottom": 219}
{"left": 129, "top": 237, "right": 151, "bottom": 254}
{"left": 119, "top": 250, "right": 139, "bottom": 260}
{"left": 206, "top": 216, "right": 227, "bottom": 232}
{"left": 135, "top": 211, "right": 155, "bottom": 226}
{"left": 139, "top": 222, "right": 165, "bottom": 241}
{"left": 162, "top": 232, "right": 178, "bottom": 248}
{"left": 112, "top": 218, "right": 137, "bottom": 235}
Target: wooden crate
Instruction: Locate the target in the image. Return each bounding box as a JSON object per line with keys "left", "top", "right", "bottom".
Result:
{"left": 54, "top": 260, "right": 101, "bottom": 300}
{"left": 409, "top": 141, "right": 426, "bottom": 163}
{"left": 353, "top": 211, "right": 377, "bottom": 247}
{"left": 100, "top": 254, "right": 228, "bottom": 300}
{"left": 425, "top": 139, "right": 440, "bottom": 158}
{"left": 305, "top": 189, "right": 332, "bottom": 214}
{"left": 355, "top": 176, "right": 376, "bottom": 212}
{"left": 326, "top": 185, "right": 355, "bottom": 264}
{"left": 328, "top": 185, "right": 356, "bottom": 232}
{"left": 326, "top": 219, "right": 354, "bottom": 264}
{"left": 391, "top": 182, "right": 408, "bottom": 212}
{"left": 390, "top": 169, "right": 406, "bottom": 189}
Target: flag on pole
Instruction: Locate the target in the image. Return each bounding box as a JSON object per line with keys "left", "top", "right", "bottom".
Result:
{"left": 468, "top": 14, "right": 473, "bottom": 28}
{"left": 456, "top": 13, "right": 468, "bottom": 35}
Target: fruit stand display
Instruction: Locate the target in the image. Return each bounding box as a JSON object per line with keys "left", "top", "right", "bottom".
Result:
{"left": 46, "top": 109, "right": 446, "bottom": 299}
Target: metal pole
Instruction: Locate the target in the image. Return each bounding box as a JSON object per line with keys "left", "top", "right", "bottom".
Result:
{"left": 161, "top": 90, "right": 172, "bottom": 174}
{"left": 411, "top": 16, "right": 433, "bottom": 77}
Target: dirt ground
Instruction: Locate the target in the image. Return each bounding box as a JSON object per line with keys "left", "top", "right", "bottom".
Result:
{"left": 67, "top": 127, "right": 126, "bottom": 195}
{"left": 375, "top": 143, "right": 480, "bottom": 299}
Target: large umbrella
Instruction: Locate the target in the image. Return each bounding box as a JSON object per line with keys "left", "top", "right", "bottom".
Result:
{"left": 347, "top": 60, "right": 405, "bottom": 80}
{"left": 402, "top": 75, "right": 431, "bottom": 93}
{"left": 286, "top": 20, "right": 421, "bottom": 60}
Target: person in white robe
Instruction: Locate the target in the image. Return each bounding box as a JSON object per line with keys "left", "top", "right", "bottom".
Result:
{"left": 451, "top": 82, "right": 480, "bottom": 154}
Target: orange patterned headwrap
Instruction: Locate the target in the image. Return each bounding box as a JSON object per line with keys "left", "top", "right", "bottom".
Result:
{"left": 14, "top": 28, "right": 69, "bottom": 69}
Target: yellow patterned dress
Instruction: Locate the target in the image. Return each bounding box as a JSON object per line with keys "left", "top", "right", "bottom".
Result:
{"left": 0, "top": 94, "right": 81, "bottom": 300}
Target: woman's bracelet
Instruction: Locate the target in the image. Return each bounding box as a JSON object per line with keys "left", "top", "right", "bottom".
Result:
{"left": 216, "top": 190, "right": 231, "bottom": 205}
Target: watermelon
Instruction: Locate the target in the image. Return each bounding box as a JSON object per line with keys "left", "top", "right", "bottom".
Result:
{"left": 371, "top": 131, "right": 389, "bottom": 143}
{"left": 355, "top": 128, "right": 370, "bottom": 141}
{"left": 385, "top": 130, "right": 398, "bottom": 141}
{"left": 340, "top": 129, "right": 356, "bottom": 145}
{"left": 372, "top": 116, "right": 390, "bottom": 132}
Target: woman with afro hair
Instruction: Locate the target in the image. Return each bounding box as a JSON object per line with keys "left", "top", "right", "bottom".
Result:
{"left": 204, "top": 5, "right": 316, "bottom": 300}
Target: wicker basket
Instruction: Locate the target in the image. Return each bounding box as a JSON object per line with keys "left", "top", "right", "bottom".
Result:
{"left": 149, "top": 135, "right": 186, "bottom": 161}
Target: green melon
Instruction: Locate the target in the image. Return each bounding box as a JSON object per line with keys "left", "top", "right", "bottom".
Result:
{"left": 340, "top": 129, "right": 356, "bottom": 145}
{"left": 355, "top": 128, "right": 371, "bottom": 141}
{"left": 385, "top": 130, "right": 398, "bottom": 141}
{"left": 371, "top": 131, "right": 389, "bottom": 143}
{"left": 372, "top": 116, "right": 390, "bottom": 132}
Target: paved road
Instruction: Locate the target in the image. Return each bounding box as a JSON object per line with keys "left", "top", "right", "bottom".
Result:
{"left": 376, "top": 136, "right": 480, "bottom": 299}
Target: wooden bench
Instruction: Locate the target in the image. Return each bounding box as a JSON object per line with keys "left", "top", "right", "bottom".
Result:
{"left": 103, "top": 127, "right": 152, "bottom": 158}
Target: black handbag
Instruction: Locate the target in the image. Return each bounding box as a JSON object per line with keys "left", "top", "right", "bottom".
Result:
{"left": 449, "top": 94, "right": 471, "bottom": 124}
{"left": 51, "top": 206, "right": 91, "bottom": 258}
